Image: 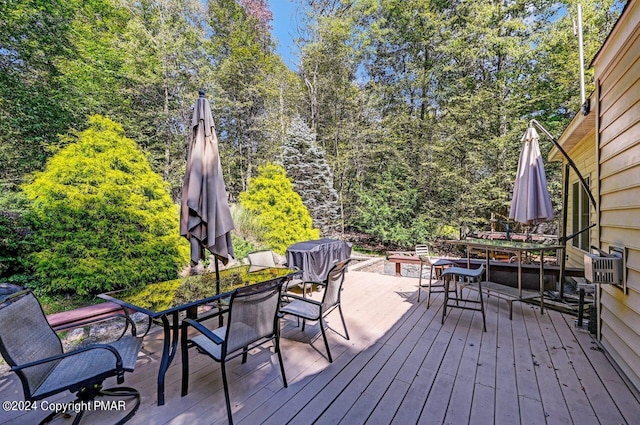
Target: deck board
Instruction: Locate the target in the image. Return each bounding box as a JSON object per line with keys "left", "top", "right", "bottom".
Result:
{"left": 541, "top": 308, "right": 600, "bottom": 425}
{"left": 1, "top": 269, "right": 639, "bottom": 425}
{"left": 469, "top": 290, "right": 500, "bottom": 425}
{"left": 525, "top": 303, "right": 573, "bottom": 425}
{"left": 442, "top": 308, "right": 482, "bottom": 425}
{"left": 549, "top": 309, "right": 627, "bottom": 424}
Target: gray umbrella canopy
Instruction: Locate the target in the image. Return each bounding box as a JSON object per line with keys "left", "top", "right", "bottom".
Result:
{"left": 180, "top": 93, "right": 234, "bottom": 265}
{"left": 509, "top": 125, "right": 554, "bottom": 225}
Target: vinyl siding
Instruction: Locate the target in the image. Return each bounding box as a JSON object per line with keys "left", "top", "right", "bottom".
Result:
{"left": 564, "top": 135, "right": 598, "bottom": 268}
{"left": 592, "top": 0, "right": 640, "bottom": 391}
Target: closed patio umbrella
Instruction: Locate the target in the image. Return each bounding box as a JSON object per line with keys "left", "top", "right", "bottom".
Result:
{"left": 509, "top": 125, "right": 554, "bottom": 225}
{"left": 180, "top": 90, "right": 234, "bottom": 270}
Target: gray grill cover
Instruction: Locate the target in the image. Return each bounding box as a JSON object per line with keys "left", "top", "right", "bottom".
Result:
{"left": 285, "top": 238, "right": 352, "bottom": 282}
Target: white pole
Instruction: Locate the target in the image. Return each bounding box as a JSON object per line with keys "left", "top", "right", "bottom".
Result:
{"left": 577, "top": 4, "right": 586, "bottom": 107}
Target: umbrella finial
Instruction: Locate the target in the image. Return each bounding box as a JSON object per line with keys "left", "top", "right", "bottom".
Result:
{"left": 199, "top": 89, "right": 205, "bottom": 98}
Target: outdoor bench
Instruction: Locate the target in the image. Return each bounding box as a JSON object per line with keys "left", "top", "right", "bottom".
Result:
{"left": 386, "top": 253, "right": 421, "bottom": 276}
{"left": 386, "top": 252, "right": 449, "bottom": 278}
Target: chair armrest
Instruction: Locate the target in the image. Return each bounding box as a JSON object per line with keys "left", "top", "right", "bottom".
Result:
{"left": 182, "top": 318, "right": 224, "bottom": 345}
{"left": 12, "top": 343, "right": 124, "bottom": 372}
{"left": 281, "top": 293, "right": 322, "bottom": 306}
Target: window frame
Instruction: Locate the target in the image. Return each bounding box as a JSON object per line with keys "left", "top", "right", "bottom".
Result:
{"left": 571, "top": 177, "right": 591, "bottom": 251}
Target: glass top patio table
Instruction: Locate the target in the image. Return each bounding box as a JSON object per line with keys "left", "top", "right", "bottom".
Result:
{"left": 446, "top": 238, "right": 564, "bottom": 252}
{"left": 100, "top": 265, "right": 299, "bottom": 317}
{"left": 443, "top": 238, "right": 565, "bottom": 319}
{"left": 99, "top": 264, "right": 300, "bottom": 406}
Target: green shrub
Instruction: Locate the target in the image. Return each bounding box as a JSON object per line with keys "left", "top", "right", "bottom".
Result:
{"left": 22, "top": 115, "right": 189, "bottom": 295}
{"left": 230, "top": 233, "right": 258, "bottom": 260}
{"left": 0, "top": 189, "right": 36, "bottom": 284}
{"left": 0, "top": 213, "right": 30, "bottom": 282}
{"left": 238, "top": 163, "right": 319, "bottom": 254}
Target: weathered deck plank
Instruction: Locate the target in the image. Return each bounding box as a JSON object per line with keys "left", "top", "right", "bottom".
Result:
{"left": 512, "top": 302, "right": 547, "bottom": 425}
{"left": 494, "top": 297, "right": 519, "bottom": 425}
{"left": 525, "top": 303, "right": 573, "bottom": 425}
{"left": 550, "top": 309, "right": 628, "bottom": 424}
{"left": 469, "top": 290, "right": 499, "bottom": 425}
{"left": 1, "top": 269, "right": 639, "bottom": 425}
{"left": 540, "top": 308, "right": 600, "bottom": 425}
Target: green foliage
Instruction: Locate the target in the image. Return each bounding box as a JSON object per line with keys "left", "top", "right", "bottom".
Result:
{"left": 354, "top": 158, "right": 437, "bottom": 248}
{"left": 238, "top": 163, "right": 319, "bottom": 254}
{"left": 0, "top": 213, "right": 30, "bottom": 283}
{"left": 0, "top": 189, "right": 36, "bottom": 285}
{"left": 0, "top": 0, "right": 77, "bottom": 184}
{"left": 22, "top": 115, "right": 189, "bottom": 295}
{"left": 206, "top": 0, "right": 293, "bottom": 196}
{"left": 230, "top": 233, "right": 258, "bottom": 261}
{"left": 1, "top": 0, "right": 628, "bottom": 258}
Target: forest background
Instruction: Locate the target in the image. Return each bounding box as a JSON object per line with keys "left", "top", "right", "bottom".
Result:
{"left": 0, "top": 0, "right": 625, "bottom": 305}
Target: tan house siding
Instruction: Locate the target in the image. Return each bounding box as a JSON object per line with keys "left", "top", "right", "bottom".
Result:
{"left": 564, "top": 133, "right": 598, "bottom": 268}
{"left": 592, "top": 0, "right": 640, "bottom": 391}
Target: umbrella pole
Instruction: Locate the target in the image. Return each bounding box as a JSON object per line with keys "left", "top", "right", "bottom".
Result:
{"left": 214, "top": 257, "right": 223, "bottom": 327}
{"left": 214, "top": 257, "right": 220, "bottom": 294}
{"left": 559, "top": 164, "right": 570, "bottom": 300}
{"left": 530, "top": 119, "right": 596, "bottom": 208}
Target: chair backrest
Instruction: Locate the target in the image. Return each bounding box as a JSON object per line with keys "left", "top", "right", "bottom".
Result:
{"left": 415, "top": 244, "right": 431, "bottom": 257}
{"left": 321, "top": 259, "right": 351, "bottom": 312}
{"left": 0, "top": 291, "right": 63, "bottom": 399}
{"left": 223, "top": 280, "right": 283, "bottom": 356}
{"left": 247, "top": 250, "right": 277, "bottom": 268}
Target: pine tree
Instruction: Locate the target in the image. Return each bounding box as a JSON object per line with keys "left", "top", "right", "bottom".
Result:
{"left": 281, "top": 116, "right": 340, "bottom": 234}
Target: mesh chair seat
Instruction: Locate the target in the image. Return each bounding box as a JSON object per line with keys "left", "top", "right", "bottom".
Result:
{"left": 33, "top": 337, "right": 142, "bottom": 398}
{"left": 280, "top": 299, "right": 320, "bottom": 320}
{"left": 189, "top": 323, "right": 264, "bottom": 361}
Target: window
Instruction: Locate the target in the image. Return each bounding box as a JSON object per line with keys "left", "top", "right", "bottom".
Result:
{"left": 571, "top": 178, "right": 591, "bottom": 251}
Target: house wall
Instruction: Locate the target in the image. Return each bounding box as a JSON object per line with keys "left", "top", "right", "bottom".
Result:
{"left": 563, "top": 130, "right": 598, "bottom": 268}
{"left": 592, "top": 0, "right": 640, "bottom": 391}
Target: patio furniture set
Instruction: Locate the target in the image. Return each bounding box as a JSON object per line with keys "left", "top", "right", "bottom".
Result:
{"left": 0, "top": 236, "right": 565, "bottom": 424}
{"left": 0, "top": 239, "right": 352, "bottom": 425}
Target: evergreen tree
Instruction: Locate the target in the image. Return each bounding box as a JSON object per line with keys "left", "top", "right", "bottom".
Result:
{"left": 281, "top": 116, "right": 340, "bottom": 234}
{"left": 206, "top": 0, "right": 284, "bottom": 195}
{"left": 238, "top": 163, "right": 319, "bottom": 254}
{"left": 22, "top": 115, "right": 189, "bottom": 296}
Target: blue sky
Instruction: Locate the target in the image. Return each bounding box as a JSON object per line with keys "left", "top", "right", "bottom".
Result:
{"left": 267, "top": 0, "right": 299, "bottom": 69}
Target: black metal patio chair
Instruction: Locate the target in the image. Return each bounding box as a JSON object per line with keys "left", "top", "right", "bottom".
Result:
{"left": 181, "top": 279, "right": 287, "bottom": 425}
{"left": 279, "top": 258, "right": 351, "bottom": 363}
{"left": 0, "top": 290, "right": 143, "bottom": 425}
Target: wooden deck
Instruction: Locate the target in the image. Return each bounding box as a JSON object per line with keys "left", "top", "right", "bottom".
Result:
{"left": 2, "top": 269, "right": 639, "bottom": 424}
